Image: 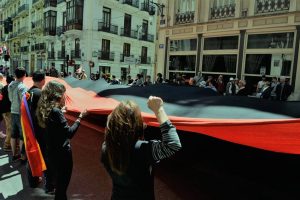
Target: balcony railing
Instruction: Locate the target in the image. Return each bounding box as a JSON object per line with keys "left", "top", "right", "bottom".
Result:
{"left": 44, "top": 0, "right": 57, "bottom": 8}
{"left": 255, "top": 0, "right": 290, "bottom": 14}
{"left": 71, "top": 50, "right": 81, "bottom": 59}
{"left": 175, "top": 11, "right": 195, "bottom": 24}
{"left": 210, "top": 4, "right": 235, "bottom": 20}
{"left": 57, "top": 51, "right": 66, "bottom": 59}
{"left": 141, "top": 2, "right": 155, "bottom": 12}
{"left": 48, "top": 51, "right": 55, "bottom": 59}
{"left": 98, "top": 22, "right": 118, "bottom": 35}
{"left": 121, "top": 28, "right": 138, "bottom": 39}
{"left": 139, "top": 33, "right": 154, "bottom": 42}
{"left": 18, "top": 4, "right": 29, "bottom": 14}
{"left": 56, "top": 26, "right": 66, "bottom": 36}
{"left": 140, "top": 56, "right": 151, "bottom": 64}
{"left": 120, "top": 54, "right": 135, "bottom": 62}
{"left": 98, "top": 51, "right": 115, "bottom": 61}
{"left": 122, "top": 0, "right": 139, "bottom": 8}
{"left": 66, "top": 19, "right": 83, "bottom": 31}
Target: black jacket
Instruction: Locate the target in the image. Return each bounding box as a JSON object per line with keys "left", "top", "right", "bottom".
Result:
{"left": 0, "top": 85, "right": 11, "bottom": 113}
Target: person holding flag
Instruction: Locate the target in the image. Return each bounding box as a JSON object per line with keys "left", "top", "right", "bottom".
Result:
{"left": 36, "top": 80, "right": 88, "bottom": 200}
{"left": 21, "top": 71, "right": 55, "bottom": 193}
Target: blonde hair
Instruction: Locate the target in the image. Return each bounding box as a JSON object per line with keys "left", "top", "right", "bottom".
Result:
{"left": 36, "top": 81, "right": 66, "bottom": 128}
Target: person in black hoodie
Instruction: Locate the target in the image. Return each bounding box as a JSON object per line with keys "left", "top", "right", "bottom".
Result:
{"left": 0, "top": 75, "right": 14, "bottom": 151}
{"left": 25, "top": 71, "right": 55, "bottom": 193}
{"left": 36, "top": 80, "right": 87, "bottom": 200}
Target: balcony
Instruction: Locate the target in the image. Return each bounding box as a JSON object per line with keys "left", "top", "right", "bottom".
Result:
{"left": 98, "top": 22, "right": 118, "bottom": 35}
{"left": 56, "top": 26, "right": 66, "bottom": 36}
{"left": 122, "top": 0, "right": 139, "bottom": 8}
{"left": 71, "top": 50, "right": 81, "bottom": 59}
{"left": 57, "top": 51, "right": 66, "bottom": 59}
{"left": 44, "top": 0, "right": 57, "bottom": 8}
{"left": 139, "top": 33, "right": 154, "bottom": 42}
{"left": 141, "top": 2, "right": 155, "bottom": 12}
{"left": 210, "top": 4, "right": 235, "bottom": 20}
{"left": 255, "top": 0, "right": 290, "bottom": 15}
{"left": 120, "top": 54, "right": 135, "bottom": 62}
{"left": 98, "top": 51, "right": 115, "bottom": 61}
{"left": 66, "top": 19, "right": 83, "bottom": 31}
{"left": 57, "top": 0, "right": 65, "bottom": 4}
{"left": 175, "top": 11, "right": 195, "bottom": 24}
{"left": 48, "top": 51, "right": 55, "bottom": 59}
{"left": 18, "top": 4, "right": 29, "bottom": 16}
{"left": 140, "top": 56, "right": 151, "bottom": 64}
{"left": 121, "top": 28, "right": 138, "bottom": 39}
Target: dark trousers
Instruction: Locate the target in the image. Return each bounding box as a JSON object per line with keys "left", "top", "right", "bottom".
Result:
{"left": 53, "top": 149, "right": 73, "bottom": 200}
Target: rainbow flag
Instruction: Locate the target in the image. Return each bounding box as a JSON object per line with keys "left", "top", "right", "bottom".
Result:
{"left": 21, "top": 94, "right": 46, "bottom": 177}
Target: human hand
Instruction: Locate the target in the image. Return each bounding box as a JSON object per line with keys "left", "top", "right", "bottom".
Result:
{"left": 61, "top": 106, "right": 68, "bottom": 113}
{"left": 147, "top": 96, "right": 163, "bottom": 114}
{"left": 79, "top": 109, "right": 88, "bottom": 119}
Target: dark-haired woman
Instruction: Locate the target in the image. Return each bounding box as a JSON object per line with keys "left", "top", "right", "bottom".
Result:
{"left": 101, "top": 96, "right": 182, "bottom": 200}
{"left": 36, "top": 80, "right": 87, "bottom": 200}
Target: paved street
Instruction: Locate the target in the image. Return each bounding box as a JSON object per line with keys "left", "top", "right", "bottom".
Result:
{"left": 1, "top": 121, "right": 300, "bottom": 200}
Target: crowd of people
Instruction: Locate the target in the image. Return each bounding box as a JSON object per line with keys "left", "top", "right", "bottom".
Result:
{"left": 0, "top": 67, "right": 181, "bottom": 200}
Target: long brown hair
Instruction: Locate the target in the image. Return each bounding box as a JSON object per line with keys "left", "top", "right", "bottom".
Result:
{"left": 105, "top": 100, "right": 144, "bottom": 175}
{"left": 36, "top": 80, "right": 66, "bottom": 128}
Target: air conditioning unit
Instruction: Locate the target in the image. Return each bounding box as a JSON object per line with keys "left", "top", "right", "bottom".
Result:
{"left": 242, "top": 9, "right": 248, "bottom": 18}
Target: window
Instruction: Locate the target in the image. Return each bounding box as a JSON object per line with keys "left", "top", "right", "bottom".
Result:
{"left": 204, "top": 36, "right": 238, "bottom": 50}
{"left": 247, "top": 32, "right": 294, "bottom": 49}
{"left": 141, "top": 46, "right": 148, "bottom": 64}
{"left": 176, "top": 0, "right": 195, "bottom": 13}
{"left": 170, "top": 39, "right": 197, "bottom": 51}
{"left": 124, "top": 14, "right": 131, "bottom": 36}
{"left": 103, "top": 7, "right": 111, "bottom": 28}
{"left": 44, "top": 10, "right": 57, "bottom": 35}
{"left": 202, "top": 55, "right": 237, "bottom": 73}
{"left": 141, "top": 19, "right": 148, "bottom": 39}
{"left": 245, "top": 54, "right": 292, "bottom": 76}
{"left": 102, "top": 39, "right": 110, "bottom": 52}
{"left": 66, "top": 0, "right": 83, "bottom": 30}
{"left": 169, "top": 55, "right": 196, "bottom": 71}
{"left": 123, "top": 43, "right": 130, "bottom": 56}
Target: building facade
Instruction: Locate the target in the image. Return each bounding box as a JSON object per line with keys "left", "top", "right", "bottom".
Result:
{"left": 156, "top": 0, "right": 300, "bottom": 99}
{"left": 0, "top": 0, "right": 157, "bottom": 81}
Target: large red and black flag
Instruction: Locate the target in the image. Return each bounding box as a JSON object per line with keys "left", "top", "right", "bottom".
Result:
{"left": 23, "top": 77, "right": 300, "bottom": 155}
